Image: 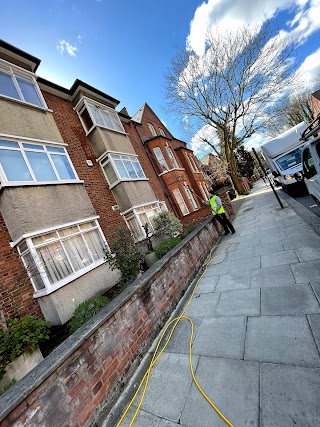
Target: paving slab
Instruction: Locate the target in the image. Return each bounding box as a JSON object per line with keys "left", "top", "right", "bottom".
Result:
{"left": 215, "top": 288, "right": 260, "bottom": 317}
{"left": 225, "top": 247, "right": 254, "bottom": 262}
{"left": 180, "top": 357, "right": 259, "bottom": 427}
{"left": 116, "top": 408, "right": 161, "bottom": 427}
{"left": 308, "top": 314, "right": 320, "bottom": 352}
{"left": 251, "top": 265, "right": 295, "bottom": 288}
{"left": 291, "top": 260, "right": 320, "bottom": 283}
{"left": 261, "top": 285, "right": 320, "bottom": 316}
{"left": 234, "top": 237, "right": 261, "bottom": 249}
{"left": 260, "top": 249, "right": 299, "bottom": 268}
{"left": 245, "top": 315, "right": 320, "bottom": 367}
{"left": 192, "top": 317, "right": 246, "bottom": 359}
{"left": 159, "top": 420, "right": 186, "bottom": 427}
{"left": 133, "top": 352, "right": 199, "bottom": 423}
{"left": 260, "top": 363, "right": 320, "bottom": 427}
{"left": 260, "top": 232, "right": 288, "bottom": 243}
{"left": 205, "top": 261, "right": 231, "bottom": 277}
{"left": 194, "top": 275, "right": 219, "bottom": 294}
{"left": 229, "top": 256, "right": 260, "bottom": 273}
{"left": 295, "top": 246, "right": 320, "bottom": 262}
{"left": 282, "top": 236, "right": 320, "bottom": 250}
{"left": 311, "top": 282, "right": 320, "bottom": 303}
{"left": 285, "top": 225, "right": 319, "bottom": 239}
{"left": 184, "top": 292, "right": 220, "bottom": 318}
{"left": 215, "top": 272, "right": 251, "bottom": 292}
{"left": 163, "top": 317, "right": 203, "bottom": 355}
{"left": 253, "top": 242, "right": 284, "bottom": 256}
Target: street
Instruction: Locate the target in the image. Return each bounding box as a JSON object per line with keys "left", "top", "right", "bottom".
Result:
{"left": 284, "top": 191, "right": 320, "bottom": 217}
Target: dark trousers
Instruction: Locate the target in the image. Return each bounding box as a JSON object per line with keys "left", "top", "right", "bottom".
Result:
{"left": 214, "top": 213, "right": 235, "bottom": 234}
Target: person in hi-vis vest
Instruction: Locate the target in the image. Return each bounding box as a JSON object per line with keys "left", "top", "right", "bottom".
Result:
{"left": 208, "top": 189, "right": 235, "bottom": 235}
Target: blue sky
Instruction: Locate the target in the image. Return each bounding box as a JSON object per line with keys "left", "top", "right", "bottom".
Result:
{"left": 1, "top": 0, "right": 320, "bottom": 154}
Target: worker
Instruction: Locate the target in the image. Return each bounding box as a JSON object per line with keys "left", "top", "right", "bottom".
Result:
{"left": 208, "top": 189, "right": 235, "bottom": 235}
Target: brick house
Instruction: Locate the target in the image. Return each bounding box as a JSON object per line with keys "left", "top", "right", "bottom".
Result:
{"left": 311, "top": 89, "right": 320, "bottom": 118}
{"left": 131, "top": 103, "right": 212, "bottom": 226}
{"left": 0, "top": 41, "right": 214, "bottom": 325}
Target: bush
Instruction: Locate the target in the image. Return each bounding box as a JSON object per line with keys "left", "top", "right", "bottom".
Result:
{"left": 154, "top": 236, "right": 181, "bottom": 259}
{"left": 180, "top": 224, "right": 196, "bottom": 239}
{"left": 0, "top": 316, "right": 50, "bottom": 380}
{"left": 104, "top": 228, "right": 143, "bottom": 285}
{"left": 69, "top": 296, "right": 109, "bottom": 334}
{"left": 153, "top": 211, "right": 183, "bottom": 238}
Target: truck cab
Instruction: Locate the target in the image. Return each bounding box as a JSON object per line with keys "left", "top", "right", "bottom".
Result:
{"left": 300, "top": 115, "right": 320, "bottom": 206}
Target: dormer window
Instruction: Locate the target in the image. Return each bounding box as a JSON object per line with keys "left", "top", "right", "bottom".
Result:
{"left": 77, "top": 98, "right": 125, "bottom": 135}
{"left": 0, "top": 63, "right": 46, "bottom": 109}
{"left": 159, "top": 128, "right": 166, "bottom": 137}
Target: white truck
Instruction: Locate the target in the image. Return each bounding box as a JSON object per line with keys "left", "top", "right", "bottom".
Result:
{"left": 261, "top": 121, "right": 308, "bottom": 194}
{"left": 298, "top": 115, "right": 320, "bottom": 206}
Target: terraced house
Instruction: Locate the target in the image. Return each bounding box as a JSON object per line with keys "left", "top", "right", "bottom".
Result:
{"left": 0, "top": 40, "right": 211, "bottom": 325}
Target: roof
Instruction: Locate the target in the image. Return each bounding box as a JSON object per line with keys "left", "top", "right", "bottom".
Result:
{"left": 261, "top": 122, "right": 307, "bottom": 158}
{"left": 311, "top": 89, "right": 320, "bottom": 101}
{"left": 131, "top": 103, "right": 147, "bottom": 123}
{"left": 0, "top": 39, "right": 41, "bottom": 72}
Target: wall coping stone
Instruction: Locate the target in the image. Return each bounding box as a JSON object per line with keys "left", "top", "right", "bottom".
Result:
{"left": 0, "top": 216, "right": 214, "bottom": 421}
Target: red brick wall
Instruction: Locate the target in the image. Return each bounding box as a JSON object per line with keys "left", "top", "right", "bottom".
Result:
{"left": 42, "top": 92, "right": 125, "bottom": 241}
{"left": 0, "top": 213, "right": 43, "bottom": 319}
{"left": 0, "top": 219, "right": 221, "bottom": 427}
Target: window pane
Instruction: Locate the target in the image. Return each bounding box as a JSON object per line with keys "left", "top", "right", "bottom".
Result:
{"left": 33, "top": 232, "right": 58, "bottom": 245}
{"left": 173, "top": 188, "right": 189, "bottom": 215}
{"left": 58, "top": 226, "right": 78, "bottom": 237}
{"left": 109, "top": 110, "right": 123, "bottom": 132}
{"left": 0, "top": 140, "right": 19, "bottom": 148}
{"left": 22, "top": 143, "right": 44, "bottom": 150}
{"left": 16, "top": 77, "right": 43, "bottom": 107}
{"left": 47, "top": 147, "right": 65, "bottom": 153}
{"left": 123, "top": 160, "right": 137, "bottom": 178}
{"left": 153, "top": 147, "right": 169, "bottom": 171}
{"left": 37, "top": 242, "right": 73, "bottom": 284}
{"left": 25, "top": 151, "right": 57, "bottom": 181}
{"left": 126, "top": 216, "right": 143, "bottom": 240}
{"left": 79, "top": 221, "right": 96, "bottom": 230}
{"left": 22, "top": 252, "right": 45, "bottom": 290}
{"left": 51, "top": 154, "right": 76, "bottom": 180}
{"left": 103, "top": 161, "right": 118, "bottom": 184}
{"left": 114, "top": 159, "right": 129, "bottom": 178}
{"left": 133, "top": 161, "right": 145, "bottom": 178}
{"left": 63, "top": 235, "right": 92, "bottom": 271}
{"left": 100, "top": 110, "right": 114, "bottom": 129}
{"left": 0, "top": 149, "right": 33, "bottom": 181}
{"left": 87, "top": 105, "right": 104, "bottom": 127}
{"left": 80, "top": 108, "right": 94, "bottom": 131}
{"left": 84, "top": 230, "right": 105, "bottom": 261}
{"left": 0, "top": 71, "right": 20, "bottom": 99}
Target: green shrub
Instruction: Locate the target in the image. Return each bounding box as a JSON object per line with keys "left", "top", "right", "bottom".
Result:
{"left": 69, "top": 296, "right": 109, "bottom": 334}
{"left": 153, "top": 211, "right": 183, "bottom": 238}
{"left": 0, "top": 316, "right": 50, "bottom": 380}
{"left": 155, "top": 236, "right": 181, "bottom": 259}
{"left": 105, "top": 228, "right": 143, "bottom": 285}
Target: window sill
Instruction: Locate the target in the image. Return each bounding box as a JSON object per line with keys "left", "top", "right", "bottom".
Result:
{"left": 0, "top": 180, "right": 84, "bottom": 190}
{"left": 109, "top": 178, "right": 149, "bottom": 189}
{"left": 33, "top": 259, "right": 106, "bottom": 298}
{"left": 0, "top": 94, "right": 51, "bottom": 112}
{"left": 159, "top": 168, "right": 185, "bottom": 177}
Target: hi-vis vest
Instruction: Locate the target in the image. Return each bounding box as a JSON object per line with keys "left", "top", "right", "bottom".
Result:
{"left": 210, "top": 195, "right": 225, "bottom": 215}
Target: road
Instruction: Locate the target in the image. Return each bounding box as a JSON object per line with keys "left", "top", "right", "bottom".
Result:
{"left": 280, "top": 189, "right": 320, "bottom": 217}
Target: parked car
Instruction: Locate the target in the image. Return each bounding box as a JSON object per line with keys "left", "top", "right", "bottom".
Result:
{"left": 298, "top": 115, "right": 320, "bottom": 206}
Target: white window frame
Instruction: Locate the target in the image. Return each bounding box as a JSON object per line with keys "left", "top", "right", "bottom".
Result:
{"left": 159, "top": 128, "right": 166, "bottom": 137}
{"left": 184, "top": 184, "right": 198, "bottom": 210}
{"left": 17, "top": 219, "right": 108, "bottom": 297}
{"left": 122, "top": 201, "right": 167, "bottom": 241}
{"left": 165, "top": 146, "right": 180, "bottom": 169}
{"left": 0, "top": 137, "right": 79, "bottom": 188}
{"left": 76, "top": 97, "right": 125, "bottom": 135}
{"left": 0, "top": 60, "right": 48, "bottom": 110}
{"left": 172, "top": 188, "right": 190, "bottom": 216}
{"left": 148, "top": 123, "right": 157, "bottom": 137}
{"left": 200, "top": 182, "right": 210, "bottom": 201}
{"left": 187, "top": 154, "right": 200, "bottom": 173}
{"left": 100, "top": 152, "right": 147, "bottom": 188}
{"left": 153, "top": 147, "right": 169, "bottom": 171}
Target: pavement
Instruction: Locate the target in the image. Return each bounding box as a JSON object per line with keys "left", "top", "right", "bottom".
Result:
{"left": 103, "top": 180, "right": 320, "bottom": 427}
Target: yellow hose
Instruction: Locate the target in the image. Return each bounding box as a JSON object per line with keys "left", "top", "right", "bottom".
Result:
{"left": 116, "top": 241, "right": 236, "bottom": 427}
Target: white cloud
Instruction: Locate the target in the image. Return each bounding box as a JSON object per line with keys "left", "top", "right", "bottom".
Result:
{"left": 244, "top": 132, "right": 267, "bottom": 150}
{"left": 56, "top": 40, "right": 78, "bottom": 57}
{"left": 187, "top": 0, "right": 318, "bottom": 56}
{"left": 294, "top": 47, "right": 320, "bottom": 88}
{"left": 190, "top": 124, "right": 219, "bottom": 156}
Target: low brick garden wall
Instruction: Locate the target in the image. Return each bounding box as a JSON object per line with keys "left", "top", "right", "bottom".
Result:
{"left": 0, "top": 217, "right": 223, "bottom": 427}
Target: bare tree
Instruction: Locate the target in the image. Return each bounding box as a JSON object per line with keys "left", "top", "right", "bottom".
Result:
{"left": 164, "top": 24, "right": 298, "bottom": 193}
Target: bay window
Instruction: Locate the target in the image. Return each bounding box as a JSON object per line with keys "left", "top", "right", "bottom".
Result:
{"left": 0, "top": 63, "right": 46, "bottom": 108}
{"left": 165, "top": 146, "right": 180, "bottom": 169}
{"left": 100, "top": 153, "right": 146, "bottom": 186}
{"left": 0, "top": 139, "right": 77, "bottom": 185}
{"left": 123, "top": 202, "right": 167, "bottom": 240}
{"left": 77, "top": 99, "right": 125, "bottom": 134}
{"left": 18, "top": 219, "right": 107, "bottom": 294}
